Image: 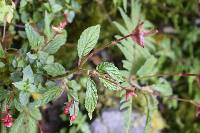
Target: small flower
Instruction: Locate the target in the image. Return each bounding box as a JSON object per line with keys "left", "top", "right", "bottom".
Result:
{"left": 125, "top": 90, "right": 137, "bottom": 101}
{"left": 131, "top": 22, "right": 158, "bottom": 48}
{"left": 69, "top": 115, "right": 76, "bottom": 122}
{"left": 1, "top": 112, "right": 14, "bottom": 128}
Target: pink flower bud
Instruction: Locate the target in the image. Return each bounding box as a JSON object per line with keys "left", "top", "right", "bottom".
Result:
{"left": 1, "top": 113, "right": 14, "bottom": 128}
{"left": 69, "top": 115, "right": 76, "bottom": 122}
{"left": 125, "top": 91, "right": 137, "bottom": 101}
{"left": 131, "top": 22, "right": 158, "bottom": 48}
{"left": 64, "top": 106, "right": 70, "bottom": 115}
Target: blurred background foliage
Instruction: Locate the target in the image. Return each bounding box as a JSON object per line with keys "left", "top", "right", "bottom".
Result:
{"left": 1, "top": 0, "right": 200, "bottom": 132}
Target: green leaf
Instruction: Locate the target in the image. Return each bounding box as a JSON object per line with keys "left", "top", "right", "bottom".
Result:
{"left": 137, "top": 56, "right": 157, "bottom": 77}
{"left": 151, "top": 78, "right": 172, "bottom": 96}
{"left": 13, "top": 80, "right": 37, "bottom": 92}
{"left": 0, "top": 88, "right": 8, "bottom": 102}
{"left": 44, "top": 11, "right": 53, "bottom": 39}
{"left": 27, "top": 116, "right": 37, "bottom": 133}
{"left": 43, "top": 31, "right": 67, "bottom": 54}
{"left": 123, "top": 0, "right": 127, "bottom": 12}
{"left": 28, "top": 107, "right": 42, "bottom": 120}
{"left": 34, "top": 87, "right": 63, "bottom": 107}
{"left": 0, "top": 44, "right": 5, "bottom": 58}
{"left": 25, "top": 24, "right": 44, "bottom": 50}
{"left": 0, "top": 2, "right": 15, "bottom": 23}
{"left": 120, "top": 90, "right": 132, "bottom": 133}
{"left": 85, "top": 78, "right": 98, "bottom": 119}
{"left": 96, "top": 62, "right": 124, "bottom": 83}
{"left": 68, "top": 80, "right": 81, "bottom": 91}
{"left": 14, "top": 98, "right": 23, "bottom": 112}
{"left": 49, "top": 0, "right": 63, "bottom": 13}
{"left": 77, "top": 25, "right": 100, "bottom": 59}
{"left": 99, "top": 78, "right": 118, "bottom": 91}
{"left": 10, "top": 112, "right": 37, "bottom": 133}
{"left": 10, "top": 113, "right": 25, "bottom": 133}
{"left": 0, "top": 61, "right": 5, "bottom": 68}
{"left": 43, "top": 63, "right": 65, "bottom": 76}
{"left": 19, "top": 91, "right": 30, "bottom": 106}
{"left": 144, "top": 94, "right": 158, "bottom": 133}
{"left": 23, "top": 65, "right": 34, "bottom": 83}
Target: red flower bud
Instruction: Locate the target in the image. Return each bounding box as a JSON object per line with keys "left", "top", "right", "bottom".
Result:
{"left": 64, "top": 106, "right": 70, "bottom": 115}
{"left": 69, "top": 115, "right": 76, "bottom": 122}
{"left": 63, "top": 99, "right": 73, "bottom": 115}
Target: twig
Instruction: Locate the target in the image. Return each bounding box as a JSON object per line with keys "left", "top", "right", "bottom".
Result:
{"left": 79, "top": 34, "right": 133, "bottom": 68}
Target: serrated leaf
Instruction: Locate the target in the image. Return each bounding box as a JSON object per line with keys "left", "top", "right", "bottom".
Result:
{"left": 120, "top": 90, "right": 132, "bottom": 133}
{"left": 44, "top": 11, "right": 53, "bottom": 39}
{"left": 151, "top": 78, "right": 172, "bottom": 96}
{"left": 77, "top": 25, "right": 100, "bottom": 59}
{"left": 10, "top": 113, "right": 25, "bottom": 133}
{"left": 25, "top": 24, "right": 44, "bottom": 50}
{"left": 13, "top": 80, "right": 37, "bottom": 92}
{"left": 137, "top": 56, "right": 157, "bottom": 77}
{"left": 23, "top": 65, "right": 34, "bottom": 83}
{"left": 19, "top": 91, "right": 30, "bottom": 106}
{"left": 96, "top": 62, "right": 124, "bottom": 83}
{"left": 27, "top": 116, "right": 37, "bottom": 133}
{"left": 0, "top": 88, "right": 8, "bottom": 102}
{"left": 99, "top": 78, "right": 118, "bottom": 91}
{"left": 28, "top": 107, "right": 42, "bottom": 120}
{"left": 43, "top": 63, "right": 65, "bottom": 76}
{"left": 34, "top": 87, "right": 63, "bottom": 107}
{"left": 144, "top": 94, "right": 158, "bottom": 133}
{"left": 43, "top": 31, "right": 67, "bottom": 54}
{"left": 10, "top": 112, "right": 37, "bottom": 133}
{"left": 49, "top": 0, "right": 63, "bottom": 13}
{"left": 85, "top": 78, "right": 98, "bottom": 119}
{"left": 14, "top": 98, "right": 23, "bottom": 112}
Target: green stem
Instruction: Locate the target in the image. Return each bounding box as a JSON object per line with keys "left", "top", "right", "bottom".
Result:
{"left": 134, "top": 72, "right": 200, "bottom": 80}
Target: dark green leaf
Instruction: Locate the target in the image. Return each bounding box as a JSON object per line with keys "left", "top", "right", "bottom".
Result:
{"left": 96, "top": 62, "right": 124, "bottom": 83}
